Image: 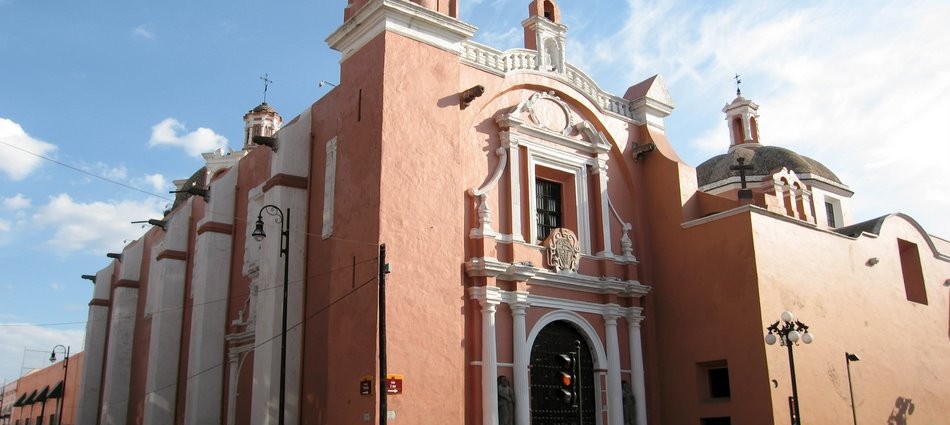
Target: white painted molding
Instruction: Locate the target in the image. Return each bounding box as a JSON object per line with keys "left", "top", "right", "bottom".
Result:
{"left": 465, "top": 256, "right": 650, "bottom": 298}
{"left": 327, "top": 0, "right": 477, "bottom": 62}
{"left": 461, "top": 42, "right": 640, "bottom": 123}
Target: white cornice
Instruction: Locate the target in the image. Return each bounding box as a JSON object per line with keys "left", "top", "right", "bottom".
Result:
{"left": 465, "top": 257, "right": 650, "bottom": 298}
{"left": 327, "top": 0, "right": 477, "bottom": 62}
{"left": 469, "top": 286, "right": 646, "bottom": 320}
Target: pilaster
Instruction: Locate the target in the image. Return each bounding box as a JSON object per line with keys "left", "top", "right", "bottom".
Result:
{"left": 508, "top": 294, "right": 530, "bottom": 425}
{"left": 185, "top": 165, "right": 239, "bottom": 425}
{"left": 75, "top": 264, "right": 114, "bottom": 425}
{"left": 469, "top": 286, "right": 503, "bottom": 425}
{"left": 98, "top": 241, "right": 143, "bottom": 425}
{"left": 603, "top": 306, "right": 624, "bottom": 425}
{"left": 143, "top": 204, "right": 191, "bottom": 425}
{"left": 626, "top": 311, "right": 647, "bottom": 425}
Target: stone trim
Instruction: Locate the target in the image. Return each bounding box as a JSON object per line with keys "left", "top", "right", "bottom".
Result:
{"left": 263, "top": 173, "right": 308, "bottom": 193}
{"left": 114, "top": 279, "right": 140, "bottom": 289}
{"left": 157, "top": 249, "right": 188, "bottom": 262}
{"left": 89, "top": 298, "right": 109, "bottom": 307}
{"left": 197, "top": 221, "right": 234, "bottom": 236}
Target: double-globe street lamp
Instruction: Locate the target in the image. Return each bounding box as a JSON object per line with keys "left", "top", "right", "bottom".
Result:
{"left": 765, "top": 311, "right": 814, "bottom": 425}
{"left": 251, "top": 205, "right": 290, "bottom": 425}
{"left": 49, "top": 345, "right": 70, "bottom": 425}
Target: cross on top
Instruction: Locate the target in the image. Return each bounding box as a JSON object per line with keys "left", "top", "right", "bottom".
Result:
{"left": 730, "top": 156, "right": 754, "bottom": 190}
{"left": 260, "top": 74, "right": 273, "bottom": 103}
{"left": 734, "top": 73, "right": 742, "bottom": 96}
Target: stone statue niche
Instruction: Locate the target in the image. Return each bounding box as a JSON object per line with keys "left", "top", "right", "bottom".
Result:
{"left": 497, "top": 375, "right": 515, "bottom": 425}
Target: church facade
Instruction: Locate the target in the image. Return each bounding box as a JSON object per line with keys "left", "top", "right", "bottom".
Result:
{"left": 74, "top": 1, "right": 950, "bottom": 425}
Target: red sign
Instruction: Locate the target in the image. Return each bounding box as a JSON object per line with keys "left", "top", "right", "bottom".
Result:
{"left": 386, "top": 374, "right": 403, "bottom": 395}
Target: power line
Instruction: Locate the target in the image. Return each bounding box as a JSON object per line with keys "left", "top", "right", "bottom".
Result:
{"left": 0, "top": 140, "right": 174, "bottom": 201}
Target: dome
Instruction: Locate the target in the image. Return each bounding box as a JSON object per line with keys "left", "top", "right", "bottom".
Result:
{"left": 696, "top": 145, "right": 842, "bottom": 187}
{"left": 250, "top": 102, "right": 276, "bottom": 113}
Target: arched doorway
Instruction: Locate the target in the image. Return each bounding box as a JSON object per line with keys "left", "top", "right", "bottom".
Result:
{"left": 530, "top": 320, "right": 596, "bottom": 424}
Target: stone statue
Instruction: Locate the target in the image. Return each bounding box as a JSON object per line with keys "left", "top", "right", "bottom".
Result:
{"left": 622, "top": 380, "right": 637, "bottom": 425}
{"left": 498, "top": 376, "right": 515, "bottom": 425}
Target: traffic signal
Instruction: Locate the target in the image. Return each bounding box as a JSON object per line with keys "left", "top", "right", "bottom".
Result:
{"left": 555, "top": 352, "right": 577, "bottom": 405}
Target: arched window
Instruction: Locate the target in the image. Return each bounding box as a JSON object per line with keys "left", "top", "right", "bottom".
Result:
{"left": 731, "top": 117, "right": 744, "bottom": 146}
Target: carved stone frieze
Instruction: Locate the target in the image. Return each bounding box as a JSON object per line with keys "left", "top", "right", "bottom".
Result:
{"left": 544, "top": 228, "right": 581, "bottom": 273}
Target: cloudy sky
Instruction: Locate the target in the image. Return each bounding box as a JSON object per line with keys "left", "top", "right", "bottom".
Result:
{"left": 1, "top": 0, "right": 948, "bottom": 382}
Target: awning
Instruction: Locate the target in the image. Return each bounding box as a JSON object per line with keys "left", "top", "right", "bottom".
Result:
{"left": 35, "top": 386, "right": 50, "bottom": 403}
{"left": 23, "top": 389, "right": 38, "bottom": 405}
{"left": 48, "top": 380, "right": 65, "bottom": 399}
{"left": 12, "top": 392, "right": 27, "bottom": 407}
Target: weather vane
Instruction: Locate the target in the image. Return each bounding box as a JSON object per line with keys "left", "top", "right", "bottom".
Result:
{"left": 734, "top": 73, "right": 742, "bottom": 96}
{"left": 260, "top": 73, "right": 273, "bottom": 104}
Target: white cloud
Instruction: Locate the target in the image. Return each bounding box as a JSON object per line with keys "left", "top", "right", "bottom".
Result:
{"left": 2, "top": 193, "right": 31, "bottom": 210}
{"left": 568, "top": 0, "right": 950, "bottom": 237}
{"left": 0, "top": 324, "right": 84, "bottom": 381}
{"left": 141, "top": 173, "right": 168, "bottom": 192}
{"left": 148, "top": 118, "right": 229, "bottom": 157}
{"left": 133, "top": 24, "right": 156, "bottom": 39}
{"left": 32, "top": 194, "right": 165, "bottom": 254}
{"left": 0, "top": 219, "right": 10, "bottom": 233}
{"left": 0, "top": 117, "right": 58, "bottom": 180}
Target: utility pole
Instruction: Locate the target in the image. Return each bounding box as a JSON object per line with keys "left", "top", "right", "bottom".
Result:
{"left": 378, "top": 244, "right": 390, "bottom": 425}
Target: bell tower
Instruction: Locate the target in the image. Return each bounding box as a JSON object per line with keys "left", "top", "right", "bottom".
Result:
{"left": 523, "top": 0, "right": 567, "bottom": 73}
{"left": 723, "top": 95, "right": 761, "bottom": 151}
{"left": 344, "top": 0, "right": 458, "bottom": 21}
{"left": 242, "top": 102, "right": 282, "bottom": 150}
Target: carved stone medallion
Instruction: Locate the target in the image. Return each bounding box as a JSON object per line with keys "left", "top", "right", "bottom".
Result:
{"left": 522, "top": 91, "right": 574, "bottom": 136}
{"left": 544, "top": 228, "right": 581, "bottom": 273}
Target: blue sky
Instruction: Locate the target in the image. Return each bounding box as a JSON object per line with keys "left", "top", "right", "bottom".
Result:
{"left": 1, "top": 0, "right": 948, "bottom": 382}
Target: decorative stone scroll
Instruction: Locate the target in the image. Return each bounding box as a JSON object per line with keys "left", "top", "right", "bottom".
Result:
{"left": 543, "top": 228, "right": 581, "bottom": 272}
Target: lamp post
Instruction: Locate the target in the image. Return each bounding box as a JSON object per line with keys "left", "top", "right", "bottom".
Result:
{"left": 846, "top": 352, "right": 860, "bottom": 425}
{"left": 50, "top": 345, "right": 70, "bottom": 425}
{"left": 251, "top": 205, "right": 290, "bottom": 425}
{"left": 765, "top": 311, "right": 814, "bottom": 425}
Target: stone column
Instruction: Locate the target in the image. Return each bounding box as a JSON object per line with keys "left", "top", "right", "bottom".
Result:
{"left": 626, "top": 313, "right": 647, "bottom": 425}
{"left": 185, "top": 168, "right": 238, "bottom": 425}
{"left": 604, "top": 307, "right": 623, "bottom": 425}
{"left": 99, "top": 241, "right": 144, "bottom": 425}
{"left": 99, "top": 285, "right": 139, "bottom": 425}
{"left": 143, "top": 205, "right": 191, "bottom": 425}
{"left": 75, "top": 264, "right": 113, "bottom": 425}
{"left": 509, "top": 296, "right": 530, "bottom": 425}
{"left": 250, "top": 108, "right": 311, "bottom": 425}
{"left": 480, "top": 298, "right": 500, "bottom": 425}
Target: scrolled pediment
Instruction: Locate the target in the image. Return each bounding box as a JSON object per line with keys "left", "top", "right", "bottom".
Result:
{"left": 495, "top": 91, "right": 612, "bottom": 155}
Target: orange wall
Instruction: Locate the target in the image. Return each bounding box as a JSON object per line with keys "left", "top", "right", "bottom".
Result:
{"left": 9, "top": 352, "right": 84, "bottom": 425}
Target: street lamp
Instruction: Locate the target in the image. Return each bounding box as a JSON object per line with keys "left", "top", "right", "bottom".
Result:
{"left": 50, "top": 345, "right": 70, "bottom": 425}
{"left": 765, "top": 311, "right": 814, "bottom": 425}
{"left": 251, "top": 204, "right": 290, "bottom": 425}
{"left": 846, "top": 352, "right": 860, "bottom": 425}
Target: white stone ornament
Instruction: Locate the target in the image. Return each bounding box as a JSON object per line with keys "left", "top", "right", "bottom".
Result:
{"left": 544, "top": 228, "right": 581, "bottom": 272}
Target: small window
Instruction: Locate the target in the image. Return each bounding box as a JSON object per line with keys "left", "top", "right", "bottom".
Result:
{"left": 698, "top": 360, "right": 730, "bottom": 400}
{"left": 824, "top": 201, "right": 837, "bottom": 228}
{"left": 898, "top": 239, "right": 927, "bottom": 304}
{"left": 536, "top": 178, "right": 562, "bottom": 240}
{"left": 707, "top": 367, "right": 731, "bottom": 398}
{"left": 701, "top": 417, "right": 731, "bottom": 425}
